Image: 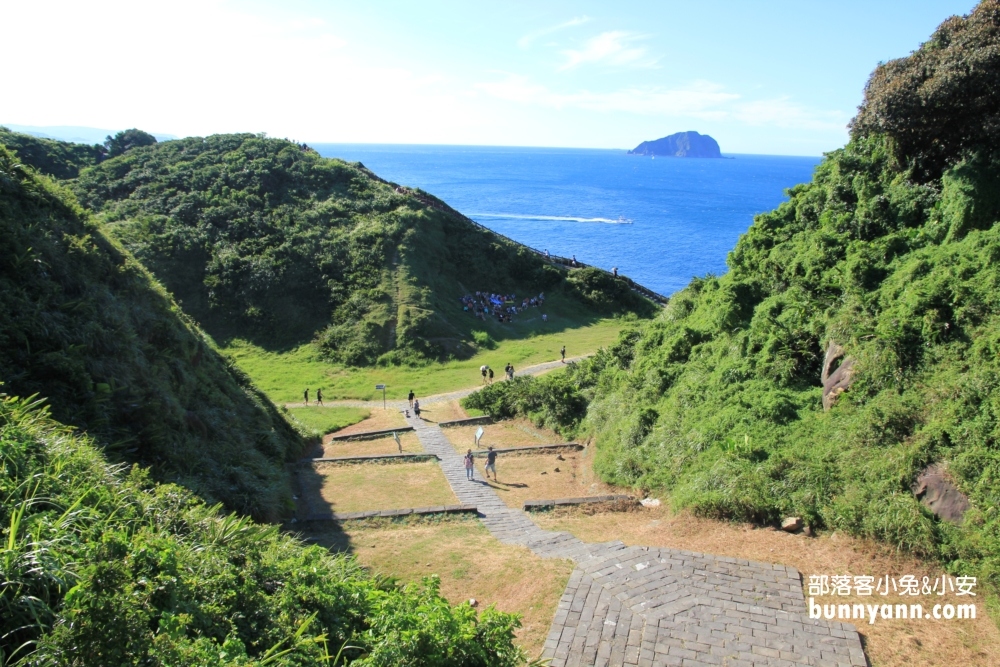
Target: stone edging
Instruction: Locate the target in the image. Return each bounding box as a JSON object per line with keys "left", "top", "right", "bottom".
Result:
{"left": 304, "top": 453, "right": 439, "bottom": 465}
{"left": 301, "top": 503, "right": 477, "bottom": 522}
{"left": 438, "top": 415, "right": 493, "bottom": 428}
{"left": 471, "top": 443, "right": 584, "bottom": 457}
{"left": 523, "top": 494, "right": 635, "bottom": 510}
{"left": 328, "top": 426, "right": 414, "bottom": 441}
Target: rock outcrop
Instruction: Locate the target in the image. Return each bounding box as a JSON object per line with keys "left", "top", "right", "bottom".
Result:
{"left": 821, "top": 340, "right": 856, "bottom": 411}
{"left": 913, "top": 464, "right": 970, "bottom": 524}
{"left": 628, "top": 131, "right": 722, "bottom": 158}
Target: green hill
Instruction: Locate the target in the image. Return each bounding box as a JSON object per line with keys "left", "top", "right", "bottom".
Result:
{"left": 69, "top": 133, "right": 653, "bottom": 366}
{"left": 0, "top": 126, "right": 104, "bottom": 179}
{"left": 467, "top": 1, "right": 1000, "bottom": 597}
{"left": 0, "top": 144, "right": 302, "bottom": 520}
{"left": 0, "top": 394, "right": 523, "bottom": 666}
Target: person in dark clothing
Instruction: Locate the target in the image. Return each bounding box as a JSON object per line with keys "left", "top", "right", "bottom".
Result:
{"left": 488, "top": 368, "right": 494, "bottom": 384}
{"left": 303, "top": 388, "right": 309, "bottom": 404}
{"left": 560, "top": 346, "right": 566, "bottom": 362}
{"left": 408, "top": 390, "right": 415, "bottom": 408}
{"left": 316, "top": 388, "right": 323, "bottom": 405}
{"left": 485, "top": 446, "right": 498, "bottom": 481}
{"left": 612, "top": 267, "right": 618, "bottom": 277}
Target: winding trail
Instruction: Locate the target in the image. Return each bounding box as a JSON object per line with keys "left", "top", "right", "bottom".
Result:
{"left": 400, "top": 412, "right": 866, "bottom": 667}
{"left": 284, "top": 355, "right": 590, "bottom": 410}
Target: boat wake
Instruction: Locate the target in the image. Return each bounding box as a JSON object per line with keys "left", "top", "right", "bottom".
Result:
{"left": 471, "top": 213, "right": 633, "bottom": 224}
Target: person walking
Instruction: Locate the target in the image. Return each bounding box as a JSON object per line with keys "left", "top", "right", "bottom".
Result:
{"left": 488, "top": 368, "right": 494, "bottom": 384}
{"left": 560, "top": 346, "right": 566, "bottom": 362}
{"left": 464, "top": 449, "right": 475, "bottom": 480}
{"left": 316, "top": 388, "right": 323, "bottom": 405}
{"left": 413, "top": 399, "right": 421, "bottom": 418}
{"left": 303, "top": 388, "right": 309, "bottom": 405}
{"left": 485, "top": 446, "right": 498, "bottom": 482}
{"left": 612, "top": 267, "right": 618, "bottom": 277}
{"left": 481, "top": 365, "right": 488, "bottom": 384}
{"left": 408, "top": 390, "right": 415, "bottom": 408}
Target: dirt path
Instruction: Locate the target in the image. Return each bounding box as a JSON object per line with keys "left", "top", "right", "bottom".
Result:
{"left": 283, "top": 354, "right": 590, "bottom": 410}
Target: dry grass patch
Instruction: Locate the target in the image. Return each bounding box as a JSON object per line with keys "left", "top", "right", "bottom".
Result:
{"left": 534, "top": 505, "right": 1000, "bottom": 667}
{"left": 475, "top": 449, "right": 622, "bottom": 509}
{"left": 303, "top": 517, "right": 573, "bottom": 659}
{"left": 324, "top": 408, "right": 408, "bottom": 440}
{"left": 418, "top": 399, "right": 468, "bottom": 424}
{"left": 320, "top": 432, "right": 422, "bottom": 458}
{"left": 298, "top": 460, "right": 456, "bottom": 514}
{"left": 444, "top": 418, "right": 568, "bottom": 454}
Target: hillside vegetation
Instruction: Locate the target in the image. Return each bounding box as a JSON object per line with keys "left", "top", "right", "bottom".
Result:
{"left": 70, "top": 133, "right": 652, "bottom": 366}
{"left": 468, "top": 1, "right": 1000, "bottom": 598}
{"left": 0, "top": 395, "right": 524, "bottom": 666}
{"left": 0, "top": 144, "right": 302, "bottom": 520}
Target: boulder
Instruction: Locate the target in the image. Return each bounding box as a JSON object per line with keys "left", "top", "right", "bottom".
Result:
{"left": 912, "top": 464, "right": 969, "bottom": 524}
{"left": 821, "top": 340, "right": 856, "bottom": 411}
{"left": 640, "top": 498, "right": 662, "bottom": 508}
{"left": 781, "top": 517, "right": 803, "bottom": 532}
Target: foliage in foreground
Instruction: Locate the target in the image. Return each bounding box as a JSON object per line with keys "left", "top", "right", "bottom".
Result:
{"left": 0, "top": 144, "right": 302, "bottom": 520}
{"left": 0, "top": 394, "right": 524, "bottom": 666}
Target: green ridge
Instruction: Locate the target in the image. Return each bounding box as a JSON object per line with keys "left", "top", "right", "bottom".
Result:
{"left": 0, "top": 144, "right": 302, "bottom": 520}
{"left": 71, "top": 133, "right": 654, "bottom": 367}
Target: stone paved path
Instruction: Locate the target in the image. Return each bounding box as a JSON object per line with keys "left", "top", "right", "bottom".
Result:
{"left": 402, "top": 411, "right": 867, "bottom": 667}
{"left": 284, "top": 355, "right": 590, "bottom": 409}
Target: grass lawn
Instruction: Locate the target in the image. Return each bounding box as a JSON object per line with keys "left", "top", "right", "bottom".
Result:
{"left": 222, "top": 317, "right": 625, "bottom": 404}
{"left": 533, "top": 504, "right": 1000, "bottom": 667}
{"left": 297, "top": 460, "right": 457, "bottom": 515}
{"left": 286, "top": 406, "right": 370, "bottom": 436}
{"left": 320, "top": 433, "right": 423, "bottom": 458}
{"left": 302, "top": 517, "right": 574, "bottom": 659}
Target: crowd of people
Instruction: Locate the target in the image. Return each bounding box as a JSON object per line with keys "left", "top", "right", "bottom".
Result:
{"left": 460, "top": 291, "right": 546, "bottom": 323}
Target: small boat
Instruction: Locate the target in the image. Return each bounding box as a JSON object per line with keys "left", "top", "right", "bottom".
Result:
{"left": 616, "top": 216, "right": 633, "bottom": 224}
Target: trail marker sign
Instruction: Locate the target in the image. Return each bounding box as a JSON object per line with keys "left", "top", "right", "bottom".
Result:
{"left": 475, "top": 426, "right": 484, "bottom": 447}
{"left": 375, "top": 384, "right": 386, "bottom": 409}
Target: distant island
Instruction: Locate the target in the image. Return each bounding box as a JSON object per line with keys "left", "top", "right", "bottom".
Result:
{"left": 628, "top": 131, "right": 722, "bottom": 158}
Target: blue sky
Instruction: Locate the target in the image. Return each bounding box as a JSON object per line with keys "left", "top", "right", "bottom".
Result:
{"left": 3, "top": 0, "right": 978, "bottom": 155}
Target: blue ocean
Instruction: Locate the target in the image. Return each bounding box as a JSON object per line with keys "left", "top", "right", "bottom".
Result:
{"left": 313, "top": 144, "right": 821, "bottom": 297}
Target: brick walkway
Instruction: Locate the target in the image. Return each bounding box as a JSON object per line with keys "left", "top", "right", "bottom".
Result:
{"left": 404, "top": 412, "right": 866, "bottom": 667}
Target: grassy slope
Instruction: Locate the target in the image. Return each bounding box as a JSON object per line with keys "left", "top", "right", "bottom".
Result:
{"left": 0, "top": 145, "right": 302, "bottom": 520}
{"left": 70, "top": 133, "right": 654, "bottom": 370}
{"left": 0, "top": 395, "right": 524, "bottom": 666}
{"left": 229, "top": 314, "right": 623, "bottom": 403}
{"left": 577, "top": 4, "right": 1000, "bottom": 601}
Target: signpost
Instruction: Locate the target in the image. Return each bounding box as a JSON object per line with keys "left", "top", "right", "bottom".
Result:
{"left": 392, "top": 431, "right": 402, "bottom": 454}
{"left": 375, "top": 384, "right": 386, "bottom": 409}
{"left": 475, "top": 426, "right": 484, "bottom": 448}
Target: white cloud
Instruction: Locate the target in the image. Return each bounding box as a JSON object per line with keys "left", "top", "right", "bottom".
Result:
{"left": 476, "top": 74, "right": 846, "bottom": 131}
{"left": 477, "top": 75, "right": 736, "bottom": 115}
{"left": 732, "top": 98, "right": 848, "bottom": 132}
{"left": 558, "top": 31, "right": 657, "bottom": 71}
{"left": 518, "top": 16, "right": 591, "bottom": 49}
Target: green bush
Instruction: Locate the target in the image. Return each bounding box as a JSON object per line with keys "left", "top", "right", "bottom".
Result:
{"left": 0, "top": 394, "right": 524, "bottom": 666}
